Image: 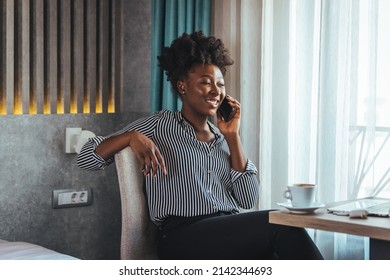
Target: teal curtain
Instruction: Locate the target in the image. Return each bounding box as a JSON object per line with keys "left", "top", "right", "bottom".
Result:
{"left": 151, "top": 0, "right": 212, "bottom": 113}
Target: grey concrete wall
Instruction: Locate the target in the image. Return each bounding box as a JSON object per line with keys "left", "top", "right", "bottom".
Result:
{"left": 0, "top": 0, "right": 151, "bottom": 259}
{"left": 0, "top": 113, "right": 147, "bottom": 259}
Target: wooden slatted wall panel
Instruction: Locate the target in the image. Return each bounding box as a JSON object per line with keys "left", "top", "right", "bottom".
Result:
{"left": 0, "top": 0, "right": 122, "bottom": 115}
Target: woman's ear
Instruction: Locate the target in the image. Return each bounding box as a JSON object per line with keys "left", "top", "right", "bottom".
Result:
{"left": 177, "top": 81, "right": 186, "bottom": 95}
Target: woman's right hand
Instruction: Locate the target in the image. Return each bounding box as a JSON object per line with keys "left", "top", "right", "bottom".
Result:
{"left": 96, "top": 130, "right": 167, "bottom": 177}
{"left": 128, "top": 131, "right": 167, "bottom": 177}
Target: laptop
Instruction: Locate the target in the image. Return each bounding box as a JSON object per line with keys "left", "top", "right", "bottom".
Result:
{"left": 327, "top": 197, "right": 390, "bottom": 217}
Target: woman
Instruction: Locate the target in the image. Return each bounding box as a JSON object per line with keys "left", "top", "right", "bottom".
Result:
{"left": 77, "top": 31, "right": 323, "bottom": 260}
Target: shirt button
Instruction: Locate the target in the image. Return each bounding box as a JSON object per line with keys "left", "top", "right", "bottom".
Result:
{"left": 208, "top": 170, "right": 211, "bottom": 174}
{"left": 213, "top": 205, "right": 217, "bottom": 209}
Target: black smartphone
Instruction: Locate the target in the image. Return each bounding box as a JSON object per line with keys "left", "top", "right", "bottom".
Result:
{"left": 218, "top": 97, "right": 235, "bottom": 121}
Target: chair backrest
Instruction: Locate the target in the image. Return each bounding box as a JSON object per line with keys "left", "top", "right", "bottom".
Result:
{"left": 115, "top": 147, "right": 158, "bottom": 259}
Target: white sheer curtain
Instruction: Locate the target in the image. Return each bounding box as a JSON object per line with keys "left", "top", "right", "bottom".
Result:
{"left": 213, "top": 0, "right": 390, "bottom": 259}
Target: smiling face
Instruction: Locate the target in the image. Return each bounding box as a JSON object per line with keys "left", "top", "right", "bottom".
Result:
{"left": 179, "top": 63, "right": 226, "bottom": 121}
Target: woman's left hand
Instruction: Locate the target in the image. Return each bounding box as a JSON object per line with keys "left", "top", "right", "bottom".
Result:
{"left": 216, "top": 95, "right": 247, "bottom": 172}
{"left": 217, "top": 95, "right": 241, "bottom": 136}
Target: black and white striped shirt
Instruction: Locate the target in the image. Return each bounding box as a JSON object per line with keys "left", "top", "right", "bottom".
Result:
{"left": 77, "top": 110, "right": 259, "bottom": 224}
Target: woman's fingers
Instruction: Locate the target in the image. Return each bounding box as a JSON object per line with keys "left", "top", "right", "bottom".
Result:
{"left": 129, "top": 131, "right": 167, "bottom": 177}
{"left": 145, "top": 146, "right": 167, "bottom": 177}
{"left": 154, "top": 148, "right": 167, "bottom": 175}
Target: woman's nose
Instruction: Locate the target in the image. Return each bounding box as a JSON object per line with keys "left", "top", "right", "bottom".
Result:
{"left": 210, "top": 83, "right": 220, "bottom": 95}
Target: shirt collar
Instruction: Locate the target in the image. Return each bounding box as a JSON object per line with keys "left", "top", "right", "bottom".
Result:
{"left": 175, "top": 111, "right": 224, "bottom": 143}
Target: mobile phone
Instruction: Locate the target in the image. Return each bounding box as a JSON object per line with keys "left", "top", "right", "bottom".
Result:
{"left": 218, "top": 97, "right": 235, "bottom": 121}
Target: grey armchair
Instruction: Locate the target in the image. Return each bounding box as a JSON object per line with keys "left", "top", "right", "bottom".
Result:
{"left": 115, "top": 147, "right": 158, "bottom": 259}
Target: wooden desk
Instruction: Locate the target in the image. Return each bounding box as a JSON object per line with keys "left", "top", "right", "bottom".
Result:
{"left": 269, "top": 209, "right": 390, "bottom": 259}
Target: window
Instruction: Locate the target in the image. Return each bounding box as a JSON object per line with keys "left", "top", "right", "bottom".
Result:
{"left": 259, "top": 0, "right": 390, "bottom": 259}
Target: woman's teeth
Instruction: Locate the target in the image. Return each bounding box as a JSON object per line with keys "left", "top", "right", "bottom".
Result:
{"left": 206, "top": 99, "right": 219, "bottom": 106}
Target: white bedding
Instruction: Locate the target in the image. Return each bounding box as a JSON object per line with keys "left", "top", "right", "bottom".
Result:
{"left": 0, "top": 239, "right": 78, "bottom": 260}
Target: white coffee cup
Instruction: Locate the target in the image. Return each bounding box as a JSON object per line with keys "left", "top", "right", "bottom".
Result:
{"left": 283, "top": 183, "right": 317, "bottom": 207}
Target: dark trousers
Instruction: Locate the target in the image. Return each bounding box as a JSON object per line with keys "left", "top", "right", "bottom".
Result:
{"left": 157, "top": 210, "right": 324, "bottom": 260}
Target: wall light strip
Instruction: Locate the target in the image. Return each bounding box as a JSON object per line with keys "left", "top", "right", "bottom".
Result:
{"left": 0, "top": 0, "right": 122, "bottom": 115}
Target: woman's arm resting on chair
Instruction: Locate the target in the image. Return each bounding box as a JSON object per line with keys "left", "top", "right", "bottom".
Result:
{"left": 96, "top": 131, "right": 166, "bottom": 177}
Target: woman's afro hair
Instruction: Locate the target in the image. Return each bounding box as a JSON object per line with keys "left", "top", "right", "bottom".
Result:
{"left": 158, "top": 31, "right": 234, "bottom": 94}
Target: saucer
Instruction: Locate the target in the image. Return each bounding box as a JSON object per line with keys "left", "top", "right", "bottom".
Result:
{"left": 277, "top": 202, "right": 325, "bottom": 214}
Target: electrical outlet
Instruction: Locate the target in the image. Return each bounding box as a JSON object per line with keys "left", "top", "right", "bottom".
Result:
{"left": 52, "top": 188, "right": 93, "bottom": 209}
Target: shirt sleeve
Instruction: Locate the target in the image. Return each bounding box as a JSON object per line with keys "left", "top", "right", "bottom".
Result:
{"left": 77, "top": 136, "right": 113, "bottom": 171}
{"left": 77, "top": 111, "right": 164, "bottom": 171}
{"left": 229, "top": 159, "right": 260, "bottom": 209}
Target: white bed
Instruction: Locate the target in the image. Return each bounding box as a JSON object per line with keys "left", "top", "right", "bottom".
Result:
{"left": 0, "top": 239, "right": 78, "bottom": 260}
